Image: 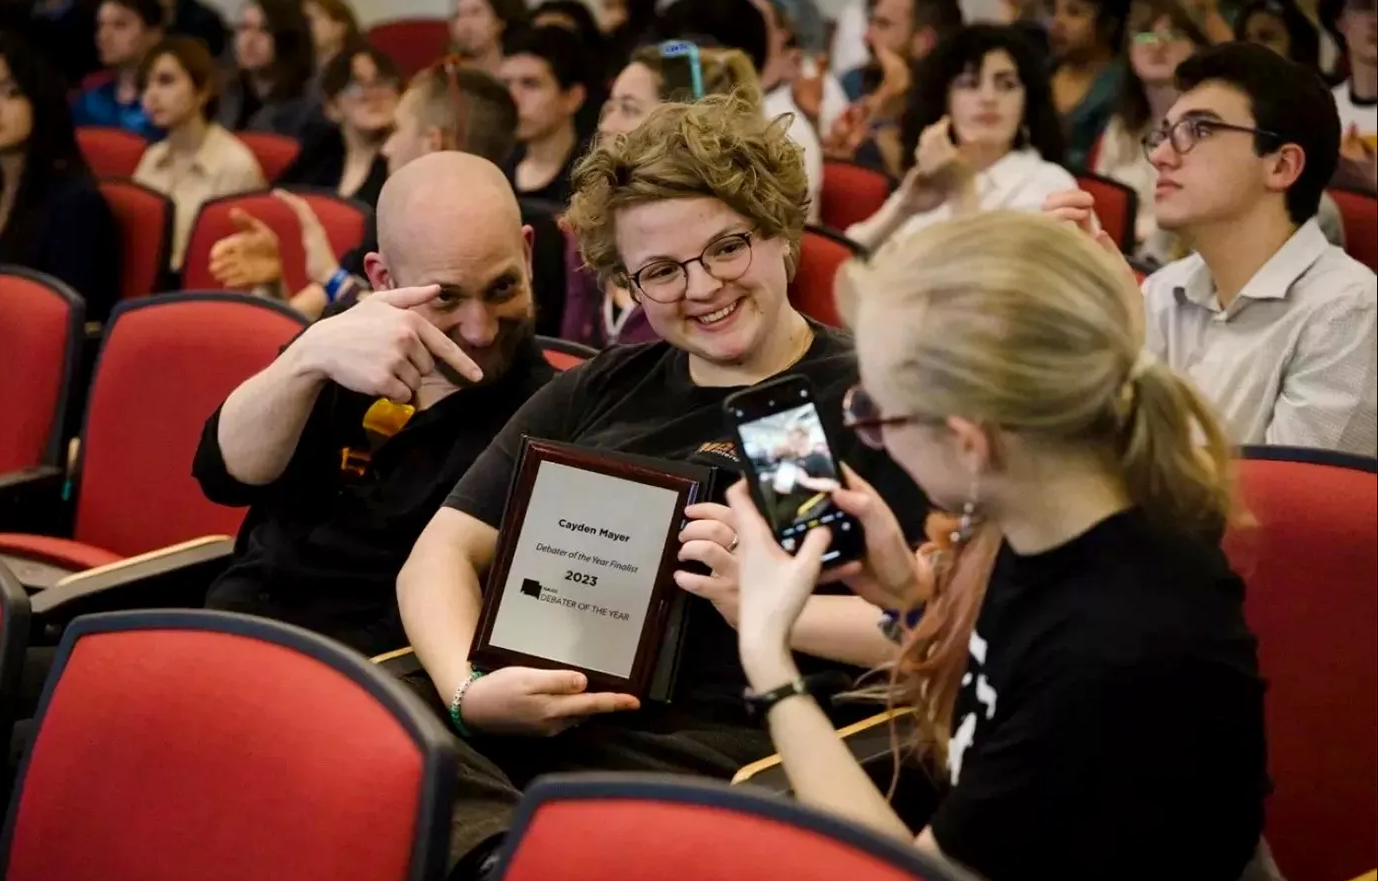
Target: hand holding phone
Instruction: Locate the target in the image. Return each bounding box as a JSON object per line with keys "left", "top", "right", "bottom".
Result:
{"left": 723, "top": 375, "right": 865, "bottom": 567}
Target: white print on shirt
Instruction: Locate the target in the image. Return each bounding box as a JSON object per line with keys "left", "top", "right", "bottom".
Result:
{"left": 949, "top": 629, "right": 1000, "bottom": 786}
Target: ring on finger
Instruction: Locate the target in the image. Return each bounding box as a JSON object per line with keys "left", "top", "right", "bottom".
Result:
{"left": 727, "top": 534, "right": 739, "bottom": 552}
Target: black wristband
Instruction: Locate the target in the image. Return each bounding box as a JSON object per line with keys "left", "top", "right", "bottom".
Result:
{"left": 743, "top": 670, "right": 852, "bottom": 722}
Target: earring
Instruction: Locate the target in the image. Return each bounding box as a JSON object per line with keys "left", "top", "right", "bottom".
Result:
{"left": 950, "top": 479, "right": 980, "bottom": 546}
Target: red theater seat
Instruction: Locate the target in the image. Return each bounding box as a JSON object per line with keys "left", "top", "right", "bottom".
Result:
{"left": 1328, "top": 187, "right": 1377, "bottom": 272}
{"left": 1225, "top": 447, "right": 1377, "bottom": 881}
{"left": 0, "top": 294, "right": 306, "bottom": 583}
{"left": 495, "top": 774, "right": 974, "bottom": 880}
{"left": 536, "top": 336, "right": 597, "bottom": 370}
{"left": 0, "top": 268, "right": 83, "bottom": 475}
{"left": 790, "top": 225, "right": 863, "bottom": 327}
{"left": 97, "top": 178, "right": 173, "bottom": 300}
{"left": 1074, "top": 172, "right": 1138, "bottom": 253}
{"left": 367, "top": 18, "right": 451, "bottom": 79}
{"left": 75, "top": 127, "right": 146, "bottom": 178}
{"left": 237, "top": 132, "right": 301, "bottom": 183}
{"left": 0, "top": 610, "right": 456, "bottom": 881}
{"left": 819, "top": 161, "right": 894, "bottom": 232}
{"left": 181, "top": 189, "right": 369, "bottom": 294}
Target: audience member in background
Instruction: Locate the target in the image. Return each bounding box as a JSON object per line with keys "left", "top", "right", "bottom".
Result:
{"left": 531, "top": 0, "right": 608, "bottom": 136}
{"left": 1053, "top": 42, "right": 1377, "bottom": 455}
{"left": 0, "top": 30, "right": 120, "bottom": 321}
{"left": 302, "top": 0, "right": 360, "bottom": 77}
{"left": 277, "top": 44, "right": 397, "bottom": 208}
{"left": 219, "top": 0, "right": 319, "bottom": 137}
{"left": 1048, "top": 0, "right": 1128, "bottom": 167}
{"left": 1322, "top": 0, "right": 1377, "bottom": 192}
{"left": 208, "top": 62, "right": 566, "bottom": 335}
{"left": 134, "top": 35, "right": 265, "bottom": 270}
{"left": 824, "top": 0, "right": 964, "bottom": 176}
{"left": 733, "top": 211, "right": 1267, "bottom": 881}
{"left": 562, "top": 43, "right": 762, "bottom": 348}
{"left": 450, "top": 0, "right": 529, "bottom": 78}
{"left": 1093, "top": 0, "right": 1208, "bottom": 264}
{"left": 1236, "top": 0, "right": 1321, "bottom": 69}
{"left": 397, "top": 94, "right": 928, "bottom": 881}
{"left": 656, "top": 0, "right": 826, "bottom": 221}
{"left": 159, "top": 0, "right": 226, "bottom": 59}
{"left": 71, "top": 0, "right": 165, "bottom": 138}
{"left": 499, "top": 25, "right": 589, "bottom": 208}
{"left": 846, "top": 25, "right": 1072, "bottom": 253}
{"left": 193, "top": 152, "right": 548, "bottom": 658}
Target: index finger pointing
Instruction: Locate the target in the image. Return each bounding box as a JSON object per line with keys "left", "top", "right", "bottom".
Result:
{"left": 414, "top": 317, "right": 484, "bottom": 383}
{"left": 373, "top": 284, "right": 442, "bottom": 309}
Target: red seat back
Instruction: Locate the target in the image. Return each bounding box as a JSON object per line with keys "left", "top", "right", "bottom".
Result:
{"left": 536, "top": 336, "right": 597, "bottom": 371}
{"left": 1074, "top": 172, "right": 1137, "bottom": 253}
{"left": 1328, "top": 187, "right": 1377, "bottom": 272}
{"left": 76, "top": 127, "right": 147, "bottom": 178}
{"left": 97, "top": 178, "right": 173, "bottom": 300}
{"left": 0, "top": 269, "right": 83, "bottom": 474}
{"left": 181, "top": 189, "right": 369, "bottom": 294}
{"left": 367, "top": 18, "right": 452, "bottom": 79}
{"left": 236, "top": 132, "right": 301, "bottom": 183}
{"left": 819, "top": 161, "right": 894, "bottom": 232}
{"left": 789, "top": 226, "right": 859, "bottom": 327}
{"left": 497, "top": 774, "right": 969, "bottom": 880}
{"left": 72, "top": 294, "right": 307, "bottom": 556}
{"left": 1224, "top": 447, "right": 1378, "bottom": 881}
{"left": 0, "top": 610, "right": 456, "bottom": 881}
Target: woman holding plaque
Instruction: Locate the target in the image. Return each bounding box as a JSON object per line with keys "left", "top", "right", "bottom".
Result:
{"left": 398, "top": 92, "right": 930, "bottom": 881}
{"left": 725, "top": 211, "right": 1269, "bottom": 881}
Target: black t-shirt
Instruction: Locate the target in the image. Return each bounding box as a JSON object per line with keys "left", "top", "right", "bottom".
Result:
{"left": 277, "top": 126, "right": 389, "bottom": 209}
{"left": 929, "top": 510, "right": 1267, "bottom": 881}
{"left": 192, "top": 338, "right": 555, "bottom": 656}
{"left": 503, "top": 142, "right": 580, "bottom": 210}
{"left": 443, "top": 324, "right": 931, "bottom": 724}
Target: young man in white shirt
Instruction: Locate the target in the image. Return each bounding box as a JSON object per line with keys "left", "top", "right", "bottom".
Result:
{"left": 1057, "top": 43, "right": 1376, "bottom": 455}
{"left": 1321, "top": 0, "right": 1377, "bottom": 191}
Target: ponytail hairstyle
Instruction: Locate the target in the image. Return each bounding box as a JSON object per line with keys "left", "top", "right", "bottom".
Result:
{"left": 844, "top": 211, "right": 1237, "bottom": 768}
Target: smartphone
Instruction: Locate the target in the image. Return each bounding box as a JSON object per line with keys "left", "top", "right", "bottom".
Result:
{"left": 724, "top": 375, "right": 865, "bottom": 566}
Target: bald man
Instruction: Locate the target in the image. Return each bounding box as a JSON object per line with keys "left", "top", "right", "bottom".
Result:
{"left": 192, "top": 152, "right": 555, "bottom": 656}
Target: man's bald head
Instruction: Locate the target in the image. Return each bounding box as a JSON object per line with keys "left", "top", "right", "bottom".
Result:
{"left": 364, "top": 150, "right": 536, "bottom": 386}
{"left": 375, "top": 151, "right": 523, "bottom": 275}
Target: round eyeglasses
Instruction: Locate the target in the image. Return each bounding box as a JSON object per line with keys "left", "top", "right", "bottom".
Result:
{"left": 1141, "top": 116, "right": 1279, "bottom": 162}
{"left": 627, "top": 231, "right": 756, "bottom": 303}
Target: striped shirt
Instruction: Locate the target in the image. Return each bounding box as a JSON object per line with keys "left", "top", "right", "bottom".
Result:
{"left": 1143, "top": 219, "right": 1377, "bottom": 456}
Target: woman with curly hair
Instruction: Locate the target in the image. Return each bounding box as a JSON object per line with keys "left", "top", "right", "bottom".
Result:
{"left": 397, "top": 91, "right": 929, "bottom": 880}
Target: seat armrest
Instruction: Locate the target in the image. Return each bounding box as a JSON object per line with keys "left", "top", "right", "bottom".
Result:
{"left": 0, "top": 466, "right": 67, "bottom": 533}
{"left": 30, "top": 535, "right": 234, "bottom": 641}
{"left": 732, "top": 708, "right": 914, "bottom": 793}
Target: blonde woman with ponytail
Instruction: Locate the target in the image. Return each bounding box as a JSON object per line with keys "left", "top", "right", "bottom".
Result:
{"left": 727, "top": 211, "right": 1267, "bottom": 881}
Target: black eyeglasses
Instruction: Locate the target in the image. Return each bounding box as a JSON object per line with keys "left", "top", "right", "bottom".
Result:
{"left": 627, "top": 231, "right": 756, "bottom": 303}
{"left": 1142, "top": 116, "right": 1280, "bottom": 161}
{"left": 842, "top": 385, "right": 933, "bottom": 449}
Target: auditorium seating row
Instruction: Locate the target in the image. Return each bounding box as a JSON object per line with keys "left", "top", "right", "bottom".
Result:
{"left": 0, "top": 444, "right": 1372, "bottom": 880}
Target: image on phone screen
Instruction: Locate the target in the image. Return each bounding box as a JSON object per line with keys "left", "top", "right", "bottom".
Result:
{"left": 735, "top": 401, "right": 856, "bottom": 561}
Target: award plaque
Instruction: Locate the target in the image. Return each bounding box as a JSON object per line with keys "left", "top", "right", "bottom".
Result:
{"left": 469, "top": 438, "right": 715, "bottom": 701}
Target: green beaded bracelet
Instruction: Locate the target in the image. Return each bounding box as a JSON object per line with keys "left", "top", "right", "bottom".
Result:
{"left": 448, "top": 669, "right": 484, "bottom": 737}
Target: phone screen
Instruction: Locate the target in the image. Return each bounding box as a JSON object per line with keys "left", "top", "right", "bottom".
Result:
{"left": 727, "top": 382, "right": 864, "bottom": 565}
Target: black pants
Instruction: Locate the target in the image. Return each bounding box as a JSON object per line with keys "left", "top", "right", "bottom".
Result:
{"left": 395, "top": 669, "right": 775, "bottom": 870}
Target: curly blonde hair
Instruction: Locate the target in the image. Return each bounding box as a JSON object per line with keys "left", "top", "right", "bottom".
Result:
{"left": 565, "top": 92, "right": 810, "bottom": 286}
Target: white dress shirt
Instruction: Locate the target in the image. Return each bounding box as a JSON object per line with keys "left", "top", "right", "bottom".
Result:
{"left": 846, "top": 148, "right": 1078, "bottom": 244}
{"left": 1143, "top": 219, "right": 1378, "bottom": 456}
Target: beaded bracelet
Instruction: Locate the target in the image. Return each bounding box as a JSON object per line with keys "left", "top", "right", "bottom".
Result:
{"left": 448, "top": 669, "right": 484, "bottom": 737}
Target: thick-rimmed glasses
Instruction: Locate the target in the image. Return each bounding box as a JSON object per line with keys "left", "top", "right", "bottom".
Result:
{"left": 1141, "top": 116, "right": 1280, "bottom": 161}
{"left": 842, "top": 385, "right": 931, "bottom": 449}
{"left": 627, "top": 231, "right": 755, "bottom": 303}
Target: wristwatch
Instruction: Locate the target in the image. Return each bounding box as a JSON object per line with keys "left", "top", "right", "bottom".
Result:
{"left": 742, "top": 670, "right": 853, "bottom": 722}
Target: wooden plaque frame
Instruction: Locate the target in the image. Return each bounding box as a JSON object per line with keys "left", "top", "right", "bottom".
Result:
{"left": 469, "top": 438, "right": 712, "bottom": 699}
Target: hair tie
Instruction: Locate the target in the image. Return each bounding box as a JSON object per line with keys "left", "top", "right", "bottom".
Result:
{"left": 1117, "top": 351, "right": 1156, "bottom": 425}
